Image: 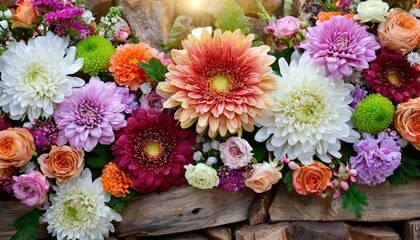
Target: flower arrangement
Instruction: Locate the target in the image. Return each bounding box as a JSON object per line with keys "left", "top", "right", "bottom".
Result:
{"left": 0, "top": 0, "right": 419, "bottom": 239}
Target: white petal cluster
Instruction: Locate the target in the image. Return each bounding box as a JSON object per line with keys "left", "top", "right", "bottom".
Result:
{"left": 42, "top": 169, "right": 122, "bottom": 240}
{"left": 255, "top": 52, "right": 360, "bottom": 165}
{"left": 0, "top": 32, "right": 85, "bottom": 121}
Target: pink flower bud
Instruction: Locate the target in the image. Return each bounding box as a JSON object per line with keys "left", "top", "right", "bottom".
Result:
{"left": 340, "top": 180, "right": 349, "bottom": 191}
{"left": 348, "top": 169, "right": 357, "bottom": 176}
{"left": 288, "top": 161, "right": 299, "bottom": 170}
{"left": 280, "top": 157, "right": 290, "bottom": 164}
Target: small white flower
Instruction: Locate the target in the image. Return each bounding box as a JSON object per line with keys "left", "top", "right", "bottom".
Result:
{"left": 206, "top": 156, "right": 218, "bottom": 165}
{"left": 407, "top": 52, "right": 420, "bottom": 66}
{"left": 193, "top": 151, "right": 203, "bottom": 162}
{"left": 191, "top": 26, "right": 212, "bottom": 40}
{"left": 111, "top": 17, "right": 118, "bottom": 24}
{"left": 42, "top": 169, "right": 122, "bottom": 240}
{"left": 354, "top": 0, "right": 389, "bottom": 23}
{"left": 0, "top": 11, "right": 3, "bottom": 19}
{"left": 139, "top": 82, "right": 152, "bottom": 94}
{"left": 82, "top": 10, "right": 95, "bottom": 25}
{"left": 0, "top": 20, "right": 8, "bottom": 29}
{"left": 210, "top": 140, "right": 220, "bottom": 150}
{"left": 20, "top": 161, "right": 36, "bottom": 174}
{"left": 3, "top": 10, "right": 12, "bottom": 19}
{"left": 202, "top": 143, "right": 211, "bottom": 153}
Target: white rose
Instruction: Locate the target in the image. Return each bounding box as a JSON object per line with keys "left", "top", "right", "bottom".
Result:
{"left": 185, "top": 163, "right": 219, "bottom": 189}
{"left": 354, "top": 0, "right": 389, "bottom": 23}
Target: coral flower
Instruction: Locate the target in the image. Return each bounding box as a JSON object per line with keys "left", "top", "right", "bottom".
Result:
{"left": 157, "top": 29, "right": 278, "bottom": 138}
{"left": 101, "top": 162, "right": 133, "bottom": 197}
{"left": 109, "top": 43, "right": 159, "bottom": 91}
{"left": 315, "top": 11, "right": 354, "bottom": 22}
{"left": 112, "top": 109, "right": 196, "bottom": 193}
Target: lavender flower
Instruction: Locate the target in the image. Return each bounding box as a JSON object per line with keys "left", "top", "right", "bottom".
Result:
{"left": 105, "top": 82, "right": 138, "bottom": 114}
{"left": 54, "top": 77, "right": 127, "bottom": 152}
{"left": 217, "top": 166, "right": 249, "bottom": 192}
{"left": 350, "top": 132, "right": 401, "bottom": 186}
{"left": 350, "top": 85, "right": 367, "bottom": 108}
{"left": 300, "top": 16, "right": 380, "bottom": 80}
{"left": 140, "top": 91, "right": 166, "bottom": 112}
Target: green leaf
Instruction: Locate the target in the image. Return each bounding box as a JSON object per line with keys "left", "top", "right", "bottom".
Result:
{"left": 108, "top": 190, "right": 138, "bottom": 212}
{"left": 241, "top": 131, "right": 268, "bottom": 162}
{"left": 270, "top": 47, "right": 295, "bottom": 73}
{"left": 342, "top": 184, "right": 368, "bottom": 218}
{"left": 138, "top": 57, "right": 168, "bottom": 83}
{"left": 86, "top": 144, "right": 113, "bottom": 168}
{"left": 388, "top": 150, "right": 420, "bottom": 185}
{"left": 283, "top": 170, "right": 294, "bottom": 192}
{"left": 159, "top": 15, "right": 193, "bottom": 52}
{"left": 214, "top": 0, "right": 251, "bottom": 35}
{"left": 11, "top": 208, "right": 43, "bottom": 240}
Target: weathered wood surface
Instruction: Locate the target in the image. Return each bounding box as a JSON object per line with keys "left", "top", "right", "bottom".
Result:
{"left": 289, "top": 222, "right": 349, "bottom": 240}
{"left": 114, "top": 185, "right": 257, "bottom": 238}
{"left": 0, "top": 200, "right": 48, "bottom": 239}
{"left": 348, "top": 224, "right": 401, "bottom": 240}
{"left": 270, "top": 181, "right": 420, "bottom": 222}
{"left": 204, "top": 226, "right": 232, "bottom": 240}
{"left": 235, "top": 222, "right": 290, "bottom": 240}
{"left": 403, "top": 220, "right": 420, "bottom": 240}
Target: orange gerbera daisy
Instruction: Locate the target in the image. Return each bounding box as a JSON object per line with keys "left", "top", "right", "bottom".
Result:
{"left": 109, "top": 43, "right": 158, "bottom": 91}
{"left": 157, "top": 29, "right": 278, "bottom": 138}
{"left": 101, "top": 162, "right": 133, "bottom": 197}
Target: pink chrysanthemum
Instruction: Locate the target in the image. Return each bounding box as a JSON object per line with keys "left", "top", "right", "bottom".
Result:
{"left": 112, "top": 109, "right": 196, "bottom": 193}
{"left": 363, "top": 52, "right": 420, "bottom": 103}
{"left": 157, "top": 29, "right": 278, "bottom": 138}
{"left": 300, "top": 16, "right": 380, "bottom": 80}
{"left": 54, "top": 77, "right": 127, "bottom": 152}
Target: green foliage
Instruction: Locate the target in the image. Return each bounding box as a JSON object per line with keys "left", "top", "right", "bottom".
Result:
{"left": 270, "top": 47, "right": 295, "bottom": 73}
{"left": 138, "top": 57, "right": 168, "bottom": 83}
{"left": 342, "top": 183, "right": 368, "bottom": 218}
{"left": 283, "top": 170, "right": 294, "bottom": 192}
{"left": 388, "top": 146, "right": 420, "bottom": 185}
{"left": 86, "top": 144, "right": 113, "bottom": 168}
{"left": 214, "top": 0, "right": 251, "bottom": 35}
{"left": 11, "top": 208, "right": 43, "bottom": 240}
{"left": 108, "top": 190, "right": 138, "bottom": 212}
{"left": 158, "top": 15, "right": 193, "bottom": 52}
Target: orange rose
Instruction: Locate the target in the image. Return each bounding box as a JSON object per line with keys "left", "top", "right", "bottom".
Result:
{"left": 11, "top": 0, "right": 38, "bottom": 29}
{"left": 292, "top": 162, "right": 332, "bottom": 195}
{"left": 0, "top": 128, "right": 35, "bottom": 169}
{"left": 315, "top": 11, "right": 354, "bottom": 22}
{"left": 245, "top": 162, "right": 282, "bottom": 193}
{"left": 38, "top": 146, "right": 84, "bottom": 183}
{"left": 377, "top": 8, "right": 420, "bottom": 55}
{"left": 394, "top": 97, "right": 420, "bottom": 150}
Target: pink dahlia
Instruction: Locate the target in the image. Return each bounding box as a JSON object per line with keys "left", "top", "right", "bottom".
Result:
{"left": 300, "top": 16, "right": 380, "bottom": 80}
{"left": 54, "top": 77, "right": 127, "bottom": 152}
{"left": 112, "top": 109, "right": 196, "bottom": 193}
{"left": 363, "top": 52, "right": 420, "bottom": 103}
{"left": 157, "top": 29, "right": 278, "bottom": 138}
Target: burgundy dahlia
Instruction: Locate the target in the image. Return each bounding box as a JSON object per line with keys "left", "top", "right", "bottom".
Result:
{"left": 112, "top": 109, "right": 197, "bottom": 193}
{"left": 363, "top": 52, "right": 420, "bottom": 103}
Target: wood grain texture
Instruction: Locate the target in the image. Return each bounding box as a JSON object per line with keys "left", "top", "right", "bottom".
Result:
{"left": 348, "top": 224, "right": 401, "bottom": 240}
{"left": 0, "top": 200, "right": 48, "bottom": 239}
{"left": 270, "top": 181, "right": 420, "bottom": 222}
{"left": 114, "top": 185, "right": 257, "bottom": 238}
{"left": 403, "top": 220, "right": 420, "bottom": 240}
{"left": 289, "top": 222, "right": 348, "bottom": 240}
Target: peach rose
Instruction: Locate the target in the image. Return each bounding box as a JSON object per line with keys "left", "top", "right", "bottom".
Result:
{"left": 292, "top": 162, "right": 332, "bottom": 195}
{"left": 377, "top": 8, "right": 420, "bottom": 55}
{"left": 394, "top": 97, "right": 420, "bottom": 150}
{"left": 11, "top": 0, "right": 38, "bottom": 29}
{"left": 0, "top": 128, "right": 35, "bottom": 169}
{"left": 245, "top": 162, "right": 282, "bottom": 193}
{"left": 38, "top": 146, "right": 84, "bottom": 183}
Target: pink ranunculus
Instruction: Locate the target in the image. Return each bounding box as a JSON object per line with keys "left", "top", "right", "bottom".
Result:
{"left": 264, "top": 16, "right": 301, "bottom": 39}
{"left": 12, "top": 170, "right": 50, "bottom": 207}
{"left": 117, "top": 30, "right": 129, "bottom": 42}
{"left": 140, "top": 91, "right": 166, "bottom": 112}
{"left": 220, "top": 137, "right": 253, "bottom": 169}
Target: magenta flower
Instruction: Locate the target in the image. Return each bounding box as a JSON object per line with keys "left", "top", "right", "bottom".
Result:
{"left": 12, "top": 171, "right": 50, "bottom": 207}
{"left": 112, "top": 109, "right": 196, "bottom": 193}
{"left": 300, "top": 16, "right": 380, "bottom": 80}
{"left": 54, "top": 77, "right": 127, "bottom": 152}
{"left": 217, "top": 166, "right": 249, "bottom": 192}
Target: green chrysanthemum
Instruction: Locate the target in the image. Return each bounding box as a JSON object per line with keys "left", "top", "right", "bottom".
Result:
{"left": 352, "top": 94, "right": 395, "bottom": 134}
{"left": 76, "top": 36, "right": 115, "bottom": 76}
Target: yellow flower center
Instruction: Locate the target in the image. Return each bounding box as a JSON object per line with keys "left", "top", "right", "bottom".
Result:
{"left": 210, "top": 75, "right": 231, "bottom": 94}
{"left": 129, "top": 57, "right": 139, "bottom": 65}
{"left": 145, "top": 141, "right": 162, "bottom": 157}
{"left": 387, "top": 72, "right": 401, "bottom": 87}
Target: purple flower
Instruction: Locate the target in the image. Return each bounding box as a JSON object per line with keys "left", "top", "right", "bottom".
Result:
{"left": 300, "top": 16, "right": 380, "bottom": 80}
{"left": 349, "top": 85, "right": 367, "bottom": 108}
{"left": 350, "top": 132, "right": 401, "bottom": 186}
{"left": 339, "top": 0, "right": 352, "bottom": 10}
{"left": 106, "top": 83, "right": 138, "bottom": 114}
{"left": 140, "top": 91, "right": 166, "bottom": 112}
{"left": 25, "top": 119, "right": 59, "bottom": 152}
{"left": 217, "top": 166, "right": 249, "bottom": 192}
{"left": 12, "top": 171, "right": 50, "bottom": 207}
{"left": 0, "top": 178, "right": 15, "bottom": 197}
{"left": 54, "top": 77, "right": 127, "bottom": 152}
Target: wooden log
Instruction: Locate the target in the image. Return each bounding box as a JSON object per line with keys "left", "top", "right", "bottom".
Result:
{"left": 204, "top": 226, "right": 232, "bottom": 240}
{"left": 0, "top": 200, "right": 48, "bottom": 239}
{"left": 348, "top": 224, "right": 401, "bottom": 240}
{"left": 289, "top": 222, "right": 349, "bottom": 240}
{"left": 403, "top": 220, "right": 420, "bottom": 240}
{"left": 235, "top": 222, "right": 290, "bottom": 240}
{"left": 269, "top": 181, "right": 420, "bottom": 222}
{"left": 114, "top": 185, "right": 257, "bottom": 238}
{"left": 247, "top": 186, "right": 277, "bottom": 225}
{"left": 85, "top": 0, "right": 114, "bottom": 19}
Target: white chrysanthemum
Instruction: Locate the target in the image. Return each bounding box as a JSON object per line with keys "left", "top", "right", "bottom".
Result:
{"left": 42, "top": 169, "right": 122, "bottom": 240}
{"left": 0, "top": 32, "right": 84, "bottom": 121}
{"left": 255, "top": 52, "right": 360, "bottom": 165}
